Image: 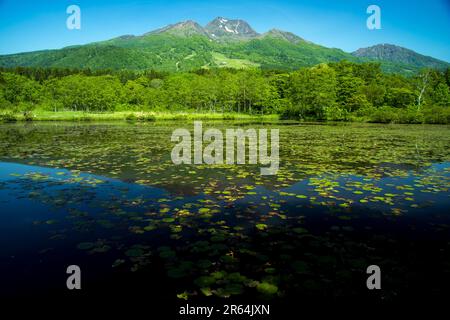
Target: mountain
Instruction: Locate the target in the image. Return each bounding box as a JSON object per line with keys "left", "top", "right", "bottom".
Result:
{"left": 147, "top": 17, "right": 260, "bottom": 41}
{"left": 205, "top": 17, "right": 259, "bottom": 40}
{"left": 146, "top": 20, "right": 209, "bottom": 37}
{"left": 352, "top": 44, "right": 449, "bottom": 73}
{"left": 0, "top": 17, "right": 448, "bottom": 74}
{"left": 260, "top": 29, "right": 306, "bottom": 44}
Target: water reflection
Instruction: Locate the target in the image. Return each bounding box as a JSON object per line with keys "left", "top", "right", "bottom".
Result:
{"left": 0, "top": 122, "right": 449, "bottom": 302}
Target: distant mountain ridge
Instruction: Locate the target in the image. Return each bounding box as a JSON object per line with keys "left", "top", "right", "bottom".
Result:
{"left": 351, "top": 44, "right": 448, "bottom": 70}
{"left": 0, "top": 17, "right": 448, "bottom": 74}
{"left": 147, "top": 20, "right": 209, "bottom": 37}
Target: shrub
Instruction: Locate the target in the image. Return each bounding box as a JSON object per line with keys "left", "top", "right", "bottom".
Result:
{"left": 279, "top": 105, "right": 301, "bottom": 120}
{"left": 222, "top": 114, "right": 236, "bottom": 120}
{"left": 23, "top": 110, "right": 34, "bottom": 121}
{"left": 0, "top": 97, "right": 13, "bottom": 110}
{"left": 137, "top": 114, "right": 156, "bottom": 122}
{"left": 368, "top": 105, "right": 427, "bottom": 124}
{"left": 368, "top": 106, "right": 399, "bottom": 123}
{"left": 423, "top": 106, "right": 450, "bottom": 124}
{"left": 396, "top": 106, "right": 423, "bottom": 124}
{"left": 78, "top": 114, "right": 92, "bottom": 121}
{"left": 126, "top": 113, "right": 137, "bottom": 121}
{"left": 325, "top": 105, "right": 349, "bottom": 121}
{"left": 0, "top": 112, "right": 18, "bottom": 122}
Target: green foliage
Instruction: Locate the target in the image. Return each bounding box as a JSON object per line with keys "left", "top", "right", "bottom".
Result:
{"left": 125, "top": 113, "right": 137, "bottom": 121}
{"left": 366, "top": 106, "right": 415, "bottom": 124}
{"left": 1, "top": 62, "right": 449, "bottom": 123}
{"left": 23, "top": 110, "right": 34, "bottom": 121}
{"left": 0, "top": 112, "right": 17, "bottom": 122}
{"left": 287, "top": 64, "right": 337, "bottom": 120}
{"left": 385, "top": 87, "right": 416, "bottom": 108}
{"left": 422, "top": 106, "right": 450, "bottom": 124}
{"left": 324, "top": 104, "right": 350, "bottom": 121}
{"left": 0, "top": 72, "right": 41, "bottom": 105}
{"left": 45, "top": 74, "right": 122, "bottom": 112}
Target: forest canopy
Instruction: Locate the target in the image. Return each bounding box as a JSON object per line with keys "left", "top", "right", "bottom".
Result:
{"left": 0, "top": 61, "right": 449, "bottom": 123}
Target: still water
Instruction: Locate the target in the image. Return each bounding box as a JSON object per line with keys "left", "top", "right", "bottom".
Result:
{"left": 0, "top": 121, "right": 449, "bottom": 305}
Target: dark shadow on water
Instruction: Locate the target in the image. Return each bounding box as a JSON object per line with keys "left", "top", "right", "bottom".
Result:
{"left": 1, "top": 161, "right": 449, "bottom": 311}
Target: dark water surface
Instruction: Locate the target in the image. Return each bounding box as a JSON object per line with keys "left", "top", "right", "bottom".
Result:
{"left": 0, "top": 121, "right": 449, "bottom": 310}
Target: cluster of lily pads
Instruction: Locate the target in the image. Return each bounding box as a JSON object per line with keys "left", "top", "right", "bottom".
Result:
{"left": 0, "top": 121, "right": 449, "bottom": 300}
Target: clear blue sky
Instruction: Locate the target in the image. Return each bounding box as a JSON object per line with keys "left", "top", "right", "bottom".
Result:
{"left": 0, "top": 0, "right": 449, "bottom": 61}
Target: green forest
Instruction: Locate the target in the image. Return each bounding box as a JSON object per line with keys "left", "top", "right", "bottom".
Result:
{"left": 1, "top": 61, "right": 449, "bottom": 123}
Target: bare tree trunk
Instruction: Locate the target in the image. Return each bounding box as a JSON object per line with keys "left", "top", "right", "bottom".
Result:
{"left": 417, "top": 71, "right": 430, "bottom": 111}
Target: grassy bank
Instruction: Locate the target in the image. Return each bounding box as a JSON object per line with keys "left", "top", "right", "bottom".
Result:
{"left": 1, "top": 109, "right": 449, "bottom": 124}
{"left": 0, "top": 110, "right": 280, "bottom": 122}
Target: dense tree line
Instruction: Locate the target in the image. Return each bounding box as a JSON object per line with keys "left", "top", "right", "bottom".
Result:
{"left": 0, "top": 62, "right": 449, "bottom": 123}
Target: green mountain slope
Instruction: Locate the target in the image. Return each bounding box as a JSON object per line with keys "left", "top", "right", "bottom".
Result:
{"left": 0, "top": 36, "right": 215, "bottom": 72}
{"left": 0, "top": 18, "right": 448, "bottom": 73}
{"left": 219, "top": 37, "right": 356, "bottom": 70}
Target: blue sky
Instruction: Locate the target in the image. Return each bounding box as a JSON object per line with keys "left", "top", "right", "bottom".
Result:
{"left": 0, "top": 0, "right": 449, "bottom": 61}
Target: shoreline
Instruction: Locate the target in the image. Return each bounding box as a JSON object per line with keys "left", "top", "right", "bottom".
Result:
{"left": 1, "top": 111, "right": 449, "bottom": 125}
{"left": 0, "top": 111, "right": 279, "bottom": 122}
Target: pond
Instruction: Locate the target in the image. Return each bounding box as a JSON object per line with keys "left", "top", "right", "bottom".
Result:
{"left": 0, "top": 121, "right": 449, "bottom": 308}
